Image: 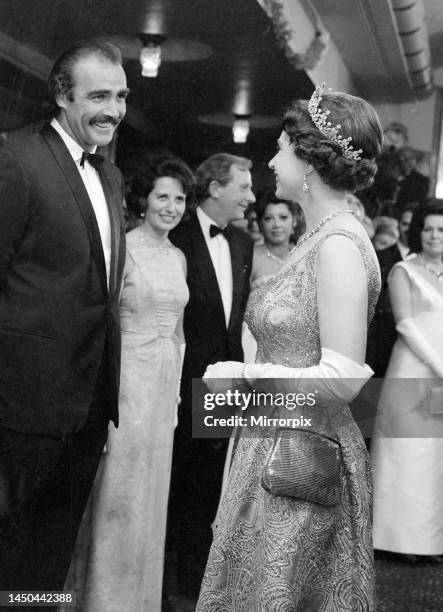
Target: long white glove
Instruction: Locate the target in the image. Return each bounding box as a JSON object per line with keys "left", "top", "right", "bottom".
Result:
{"left": 396, "top": 317, "right": 443, "bottom": 378}
{"left": 204, "top": 348, "right": 373, "bottom": 405}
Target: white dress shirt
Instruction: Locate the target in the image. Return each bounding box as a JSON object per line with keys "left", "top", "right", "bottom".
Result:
{"left": 50, "top": 118, "right": 112, "bottom": 287}
{"left": 397, "top": 240, "right": 409, "bottom": 260}
{"left": 197, "top": 206, "right": 233, "bottom": 327}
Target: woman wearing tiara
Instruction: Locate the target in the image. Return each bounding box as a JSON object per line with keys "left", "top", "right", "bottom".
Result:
{"left": 197, "top": 85, "right": 383, "bottom": 611}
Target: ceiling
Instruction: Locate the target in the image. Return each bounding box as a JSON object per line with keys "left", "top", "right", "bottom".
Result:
{"left": 2, "top": 0, "right": 443, "bottom": 179}
{"left": 0, "top": 0, "right": 313, "bottom": 180}
{"left": 311, "top": 0, "right": 411, "bottom": 102}
{"left": 426, "top": 0, "right": 443, "bottom": 72}
{"left": 310, "top": 0, "right": 443, "bottom": 102}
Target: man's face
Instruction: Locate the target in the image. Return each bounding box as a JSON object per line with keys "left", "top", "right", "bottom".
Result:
{"left": 216, "top": 165, "right": 255, "bottom": 224}
{"left": 383, "top": 128, "right": 407, "bottom": 150}
{"left": 398, "top": 150, "right": 416, "bottom": 177}
{"left": 56, "top": 54, "right": 128, "bottom": 151}
{"left": 398, "top": 210, "right": 413, "bottom": 246}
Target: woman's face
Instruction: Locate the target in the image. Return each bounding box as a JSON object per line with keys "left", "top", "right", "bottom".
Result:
{"left": 373, "top": 232, "right": 396, "bottom": 251}
{"left": 420, "top": 214, "right": 443, "bottom": 258}
{"left": 144, "top": 176, "right": 186, "bottom": 235}
{"left": 268, "top": 131, "right": 305, "bottom": 200}
{"left": 261, "top": 203, "right": 294, "bottom": 247}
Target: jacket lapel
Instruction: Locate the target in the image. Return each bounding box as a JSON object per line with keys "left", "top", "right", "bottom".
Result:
{"left": 96, "top": 164, "right": 123, "bottom": 299}
{"left": 227, "top": 229, "right": 245, "bottom": 333}
{"left": 40, "top": 125, "right": 108, "bottom": 296}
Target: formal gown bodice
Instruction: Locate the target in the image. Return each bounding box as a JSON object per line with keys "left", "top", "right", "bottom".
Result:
{"left": 389, "top": 259, "right": 443, "bottom": 338}
{"left": 245, "top": 228, "right": 380, "bottom": 368}
{"left": 120, "top": 229, "right": 189, "bottom": 343}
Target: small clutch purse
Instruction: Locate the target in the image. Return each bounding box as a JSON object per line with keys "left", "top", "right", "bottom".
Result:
{"left": 261, "top": 428, "right": 342, "bottom": 506}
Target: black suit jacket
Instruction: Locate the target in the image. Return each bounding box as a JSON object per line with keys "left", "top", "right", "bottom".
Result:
{"left": 397, "top": 169, "right": 429, "bottom": 209}
{"left": 170, "top": 214, "right": 253, "bottom": 383}
{"left": 0, "top": 124, "right": 125, "bottom": 435}
{"left": 366, "top": 243, "right": 404, "bottom": 377}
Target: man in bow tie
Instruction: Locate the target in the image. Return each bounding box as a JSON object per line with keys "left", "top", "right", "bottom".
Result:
{"left": 0, "top": 39, "right": 128, "bottom": 599}
{"left": 167, "top": 153, "right": 255, "bottom": 598}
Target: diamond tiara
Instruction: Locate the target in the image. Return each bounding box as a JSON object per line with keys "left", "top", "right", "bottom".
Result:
{"left": 307, "top": 83, "right": 363, "bottom": 162}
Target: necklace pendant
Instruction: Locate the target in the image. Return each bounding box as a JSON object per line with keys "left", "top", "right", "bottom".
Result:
{"left": 419, "top": 257, "right": 443, "bottom": 281}
{"left": 138, "top": 230, "right": 172, "bottom": 254}
{"left": 265, "top": 248, "right": 289, "bottom": 265}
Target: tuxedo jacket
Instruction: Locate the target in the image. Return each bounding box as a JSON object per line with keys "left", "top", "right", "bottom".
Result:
{"left": 170, "top": 214, "right": 253, "bottom": 383}
{"left": 0, "top": 125, "right": 126, "bottom": 435}
{"left": 397, "top": 170, "right": 429, "bottom": 209}
{"left": 366, "top": 243, "right": 404, "bottom": 377}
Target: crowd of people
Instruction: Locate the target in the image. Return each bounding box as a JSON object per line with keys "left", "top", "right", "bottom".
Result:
{"left": 0, "top": 37, "right": 441, "bottom": 612}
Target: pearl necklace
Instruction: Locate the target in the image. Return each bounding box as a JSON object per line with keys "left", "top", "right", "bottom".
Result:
{"left": 265, "top": 247, "right": 290, "bottom": 265}
{"left": 290, "top": 209, "right": 355, "bottom": 254}
{"left": 138, "top": 228, "right": 172, "bottom": 254}
{"left": 417, "top": 256, "right": 443, "bottom": 282}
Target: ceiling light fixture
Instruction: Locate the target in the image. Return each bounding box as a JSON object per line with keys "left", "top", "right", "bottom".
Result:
{"left": 232, "top": 115, "right": 250, "bottom": 144}
{"left": 138, "top": 33, "right": 166, "bottom": 78}
{"left": 102, "top": 35, "right": 213, "bottom": 79}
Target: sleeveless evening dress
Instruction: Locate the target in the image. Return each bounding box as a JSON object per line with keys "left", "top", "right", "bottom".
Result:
{"left": 197, "top": 229, "right": 380, "bottom": 612}
{"left": 371, "top": 259, "right": 443, "bottom": 555}
{"left": 66, "top": 227, "right": 189, "bottom": 612}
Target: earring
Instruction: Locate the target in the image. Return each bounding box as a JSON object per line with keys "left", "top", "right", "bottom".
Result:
{"left": 303, "top": 171, "right": 309, "bottom": 193}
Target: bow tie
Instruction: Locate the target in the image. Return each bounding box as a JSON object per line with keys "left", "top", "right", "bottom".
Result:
{"left": 80, "top": 151, "right": 105, "bottom": 169}
{"left": 210, "top": 224, "right": 231, "bottom": 239}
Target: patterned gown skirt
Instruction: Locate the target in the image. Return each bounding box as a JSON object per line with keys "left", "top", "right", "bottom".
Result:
{"left": 196, "top": 410, "right": 374, "bottom": 611}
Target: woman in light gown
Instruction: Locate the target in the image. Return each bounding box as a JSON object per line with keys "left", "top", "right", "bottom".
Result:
{"left": 371, "top": 200, "right": 443, "bottom": 559}
{"left": 198, "top": 85, "right": 383, "bottom": 611}
{"left": 67, "top": 155, "right": 194, "bottom": 612}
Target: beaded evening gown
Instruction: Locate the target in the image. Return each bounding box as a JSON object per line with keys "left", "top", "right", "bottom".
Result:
{"left": 65, "top": 227, "right": 188, "bottom": 612}
{"left": 197, "top": 229, "right": 380, "bottom": 612}
{"left": 242, "top": 244, "right": 290, "bottom": 362}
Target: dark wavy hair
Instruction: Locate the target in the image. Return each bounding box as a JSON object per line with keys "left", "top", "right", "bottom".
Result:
{"left": 282, "top": 91, "right": 383, "bottom": 193}
{"left": 195, "top": 153, "right": 252, "bottom": 203}
{"left": 408, "top": 199, "right": 443, "bottom": 254}
{"left": 254, "top": 186, "right": 305, "bottom": 243}
{"left": 254, "top": 187, "right": 295, "bottom": 224}
{"left": 131, "top": 154, "right": 195, "bottom": 214}
{"left": 47, "top": 39, "right": 123, "bottom": 114}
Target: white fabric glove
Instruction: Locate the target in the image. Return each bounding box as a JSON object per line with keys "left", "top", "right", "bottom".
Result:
{"left": 203, "top": 348, "right": 373, "bottom": 405}
{"left": 396, "top": 317, "right": 443, "bottom": 378}
{"left": 203, "top": 361, "right": 244, "bottom": 393}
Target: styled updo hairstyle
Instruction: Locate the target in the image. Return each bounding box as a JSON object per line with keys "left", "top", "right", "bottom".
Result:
{"left": 408, "top": 199, "right": 443, "bottom": 254}
{"left": 283, "top": 91, "right": 383, "bottom": 193}
{"left": 131, "top": 154, "right": 195, "bottom": 216}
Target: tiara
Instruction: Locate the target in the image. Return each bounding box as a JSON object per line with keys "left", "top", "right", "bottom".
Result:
{"left": 307, "top": 83, "right": 363, "bottom": 162}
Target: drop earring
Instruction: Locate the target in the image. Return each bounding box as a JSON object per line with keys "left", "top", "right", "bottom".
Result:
{"left": 303, "top": 171, "right": 309, "bottom": 193}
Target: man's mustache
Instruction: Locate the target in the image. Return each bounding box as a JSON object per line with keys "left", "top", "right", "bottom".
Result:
{"left": 90, "top": 115, "right": 121, "bottom": 125}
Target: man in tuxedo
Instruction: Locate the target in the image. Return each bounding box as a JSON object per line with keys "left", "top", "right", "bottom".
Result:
{"left": 367, "top": 206, "right": 415, "bottom": 378}
{"left": 397, "top": 146, "right": 429, "bottom": 211}
{"left": 168, "top": 153, "right": 255, "bottom": 598}
{"left": 0, "top": 40, "right": 128, "bottom": 600}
